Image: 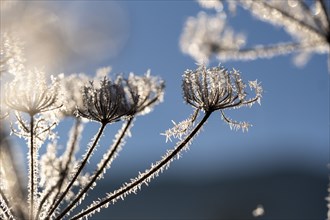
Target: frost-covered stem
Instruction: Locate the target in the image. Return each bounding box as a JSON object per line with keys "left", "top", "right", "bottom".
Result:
{"left": 48, "top": 123, "right": 107, "bottom": 219}
{"left": 248, "top": 0, "right": 326, "bottom": 39}
{"left": 0, "top": 190, "right": 12, "bottom": 219}
{"left": 37, "top": 119, "right": 82, "bottom": 219}
{"left": 72, "top": 111, "right": 212, "bottom": 220}
{"left": 318, "top": 0, "right": 330, "bottom": 44}
{"left": 0, "top": 136, "right": 26, "bottom": 220}
{"left": 56, "top": 118, "right": 134, "bottom": 220}
{"left": 219, "top": 40, "right": 325, "bottom": 60}
{"left": 29, "top": 114, "right": 36, "bottom": 220}
{"left": 319, "top": 0, "right": 330, "bottom": 26}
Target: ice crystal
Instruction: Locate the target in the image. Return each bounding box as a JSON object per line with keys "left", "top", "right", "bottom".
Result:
{"left": 161, "top": 109, "right": 199, "bottom": 142}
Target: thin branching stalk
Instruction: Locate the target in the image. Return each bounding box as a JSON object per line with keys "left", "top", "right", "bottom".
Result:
{"left": 0, "top": 137, "right": 26, "bottom": 220}
{"left": 29, "top": 114, "right": 36, "bottom": 220}
{"left": 318, "top": 0, "right": 330, "bottom": 44}
{"left": 0, "top": 189, "right": 12, "bottom": 219}
{"left": 220, "top": 40, "right": 325, "bottom": 60}
{"left": 249, "top": 0, "right": 326, "bottom": 39}
{"left": 36, "top": 119, "right": 82, "bottom": 220}
{"left": 55, "top": 118, "right": 134, "bottom": 220}
{"left": 71, "top": 111, "right": 212, "bottom": 220}
{"left": 47, "top": 123, "right": 107, "bottom": 218}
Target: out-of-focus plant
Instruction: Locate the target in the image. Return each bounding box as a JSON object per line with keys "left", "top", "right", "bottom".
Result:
{"left": 0, "top": 28, "right": 262, "bottom": 219}
{"left": 180, "top": 0, "right": 329, "bottom": 68}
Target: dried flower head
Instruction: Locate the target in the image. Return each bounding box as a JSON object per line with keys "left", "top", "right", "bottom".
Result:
{"left": 182, "top": 64, "right": 262, "bottom": 131}
{"left": 183, "top": 64, "right": 261, "bottom": 111}
{"left": 77, "top": 77, "right": 139, "bottom": 124}
{"left": 59, "top": 73, "right": 90, "bottom": 117}
{"left": 125, "top": 70, "right": 165, "bottom": 115}
{"left": 0, "top": 32, "right": 25, "bottom": 76}
{"left": 180, "top": 12, "right": 245, "bottom": 63}
{"left": 163, "top": 64, "right": 262, "bottom": 142}
{"left": 186, "top": 0, "right": 329, "bottom": 67}
{"left": 5, "top": 68, "right": 60, "bottom": 116}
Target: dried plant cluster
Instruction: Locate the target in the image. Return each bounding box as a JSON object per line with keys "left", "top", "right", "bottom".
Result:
{"left": 3, "top": 0, "right": 328, "bottom": 219}
{"left": 0, "top": 28, "right": 262, "bottom": 219}
{"left": 181, "top": 0, "right": 329, "bottom": 67}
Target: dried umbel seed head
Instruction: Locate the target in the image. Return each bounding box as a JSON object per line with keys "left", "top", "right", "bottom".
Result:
{"left": 59, "top": 73, "right": 90, "bottom": 118}
{"left": 181, "top": 64, "right": 262, "bottom": 132}
{"left": 125, "top": 70, "right": 165, "bottom": 116}
{"left": 182, "top": 64, "right": 262, "bottom": 112}
{"left": 5, "top": 68, "right": 60, "bottom": 116}
{"left": 180, "top": 12, "right": 246, "bottom": 63}
{"left": 0, "top": 32, "right": 26, "bottom": 76}
{"left": 77, "top": 77, "right": 139, "bottom": 124}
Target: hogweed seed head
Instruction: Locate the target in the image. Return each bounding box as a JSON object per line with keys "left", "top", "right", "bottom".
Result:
{"left": 77, "top": 77, "right": 139, "bottom": 124}
{"left": 59, "top": 73, "right": 90, "bottom": 118}
{"left": 0, "top": 32, "right": 25, "bottom": 76}
{"left": 186, "top": 0, "right": 329, "bottom": 67}
{"left": 182, "top": 64, "right": 262, "bottom": 132}
{"left": 5, "top": 68, "right": 60, "bottom": 116}
{"left": 180, "top": 11, "right": 246, "bottom": 63}
{"left": 126, "top": 70, "right": 165, "bottom": 116}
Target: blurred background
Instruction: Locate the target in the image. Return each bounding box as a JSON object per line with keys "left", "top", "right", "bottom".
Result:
{"left": 1, "top": 1, "right": 329, "bottom": 219}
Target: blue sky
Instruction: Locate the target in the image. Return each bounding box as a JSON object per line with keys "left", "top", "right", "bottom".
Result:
{"left": 6, "top": 1, "right": 329, "bottom": 180}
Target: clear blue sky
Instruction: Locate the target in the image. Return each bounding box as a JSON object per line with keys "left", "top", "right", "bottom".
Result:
{"left": 9, "top": 1, "right": 329, "bottom": 180}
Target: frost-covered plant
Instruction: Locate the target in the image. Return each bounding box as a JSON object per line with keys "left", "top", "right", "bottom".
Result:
{"left": 163, "top": 64, "right": 262, "bottom": 141}
{"left": 0, "top": 32, "right": 25, "bottom": 76}
{"left": 0, "top": 26, "right": 261, "bottom": 220}
{"left": 180, "top": 11, "right": 246, "bottom": 64}
{"left": 181, "top": 0, "right": 329, "bottom": 67}
{"left": 0, "top": 63, "right": 261, "bottom": 219}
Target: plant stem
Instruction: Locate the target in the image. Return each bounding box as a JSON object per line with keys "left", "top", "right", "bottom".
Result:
{"left": 56, "top": 118, "right": 133, "bottom": 220}
{"left": 29, "top": 114, "right": 35, "bottom": 220}
{"left": 71, "top": 111, "right": 212, "bottom": 220}
{"left": 219, "top": 41, "right": 325, "bottom": 60}
{"left": 0, "top": 189, "right": 12, "bottom": 219}
{"left": 250, "top": 0, "right": 326, "bottom": 38}
{"left": 36, "top": 119, "right": 82, "bottom": 220}
{"left": 47, "top": 122, "right": 107, "bottom": 219}
{"left": 0, "top": 127, "right": 26, "bottom": 219}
